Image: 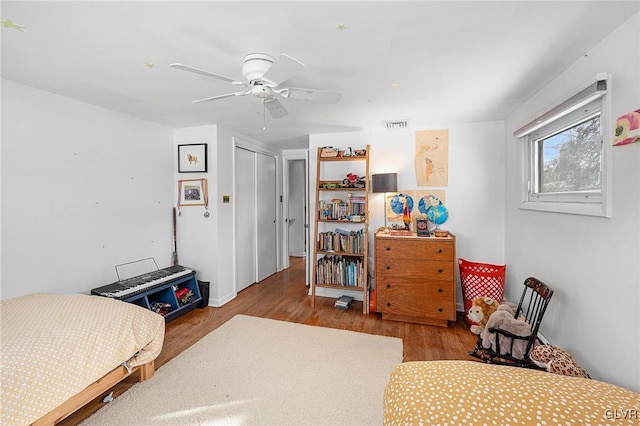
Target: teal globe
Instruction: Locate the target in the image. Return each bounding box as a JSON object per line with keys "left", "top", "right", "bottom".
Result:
{"left": 427, "top": 205, "right": 449, "bottom": 226}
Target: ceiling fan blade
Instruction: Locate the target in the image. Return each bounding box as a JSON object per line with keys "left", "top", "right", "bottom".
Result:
{"left": 264, "top": 97, "right": 288, "bottom": 119}
{"left": 280, "top": 87, "right": 341, "bottom": 103}
{"left": 261, "top": 54, "right": 305, "bottom": 87}
{"left": 169, "top": 63, "right": 244, "bottom": 85}
{"left": 192, "top": 91, "right": 249, "bottom": 103}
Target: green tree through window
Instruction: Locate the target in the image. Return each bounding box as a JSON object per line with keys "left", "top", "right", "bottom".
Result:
{"left": 538, "top": 114, "right": 601, "bottom": 193}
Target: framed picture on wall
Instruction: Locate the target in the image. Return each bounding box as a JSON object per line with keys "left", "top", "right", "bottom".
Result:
{"left": 178, "top": 143, "right": 208, "bottom": 173}
{"left": 178, "top": 178, "right": 208, "bottom": 206}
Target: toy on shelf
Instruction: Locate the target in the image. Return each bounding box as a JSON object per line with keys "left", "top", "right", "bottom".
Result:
{"left": 342, "top": 173, "right": 366, "bottom": 188}
{"left": 320, "top": 146, "right": 339, "bottom": 157}
{"left": 174, "top": 287, "right": 195, "bottom": 306}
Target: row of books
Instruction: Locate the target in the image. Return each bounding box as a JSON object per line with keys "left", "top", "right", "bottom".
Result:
{"left": 316, "top": 255, "right": 365, "bottom": 287}
{"left": 349, "top": 201, "right": 366, "bottom": 215}
{"left": 318, "top": 200, "right": 366, "bottom": 220}
{"left": 347, "top": 195, "right": 366, "bottom": 203}
{"left": 317, "top": 228, "right": 364, "bottom": 254}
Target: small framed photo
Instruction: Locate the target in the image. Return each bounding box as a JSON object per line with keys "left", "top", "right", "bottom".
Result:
{"left": 178, "top": 143, "right": 208, "bottom": 173}
{"left": 178, "top": 179, "right": 208, "bottom": 206}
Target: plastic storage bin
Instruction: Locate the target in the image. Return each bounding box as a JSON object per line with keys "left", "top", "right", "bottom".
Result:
{"left": 458, "top": 258, "right": 506, "bottom": 325}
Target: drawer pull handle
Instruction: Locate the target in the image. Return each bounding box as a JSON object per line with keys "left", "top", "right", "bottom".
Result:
{"left": 438, "top": 308, "right": 443, "bottom": 312}
{"left": 438, "top": 268, "right": 443, "bottom": 273}
{"left": 386, "top": 265, "right": 391, "bottom": 270}
{"left": 436, "top": 248, "right": 443, "bottom": 253}
{"left": 387, "top": 303, "right": 391, "bottom": 307}
{"left": 386, "top": 284, "right": 391, "bottom": 288}
{"left": 438, "top": 288, "right": 443, "bottom": 292}
{"left": 385, "top": 247, "right": 391, "bottom": 251}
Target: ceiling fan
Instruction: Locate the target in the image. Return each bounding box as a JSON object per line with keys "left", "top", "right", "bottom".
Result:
{"left": 169, "top": 53, "right": 341, "bottom": 119}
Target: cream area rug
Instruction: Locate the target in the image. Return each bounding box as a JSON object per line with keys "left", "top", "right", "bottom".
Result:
{"left": 83, "top": 314, "right": 403, "bottom": 425}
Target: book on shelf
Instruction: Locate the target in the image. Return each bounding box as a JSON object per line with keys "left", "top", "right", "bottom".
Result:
{"left": 334, "top": 295, "right": 354, "bottom": 310}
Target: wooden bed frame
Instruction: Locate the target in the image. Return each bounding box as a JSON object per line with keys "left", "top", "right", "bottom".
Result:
{"left": 32, "top": 360, "right": 155, "bottom": 425}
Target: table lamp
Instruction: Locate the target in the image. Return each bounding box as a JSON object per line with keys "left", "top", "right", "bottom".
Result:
{"left": 371, "top": 173, "right": 398, "bottom": 227}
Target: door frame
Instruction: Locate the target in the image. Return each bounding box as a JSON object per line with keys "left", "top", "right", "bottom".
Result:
{"left": 281, "top": 149, "right": 310, "bottom": 284}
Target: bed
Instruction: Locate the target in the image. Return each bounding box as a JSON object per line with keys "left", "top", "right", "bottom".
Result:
{"left": 0, "top": 293, "right": 165, "bottom": 425}
{"left": 384, "top": 360, "right": 640, "bottom": 425}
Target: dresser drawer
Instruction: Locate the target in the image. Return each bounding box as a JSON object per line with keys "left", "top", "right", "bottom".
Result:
{"left": 375, "top": 238, "right": 453, "bottom": 261}
{"left": 377, "top": 280, "right": 454, "bottom": 320}
{"left": 376, "top": 259, "right": 454, "bottom": 281}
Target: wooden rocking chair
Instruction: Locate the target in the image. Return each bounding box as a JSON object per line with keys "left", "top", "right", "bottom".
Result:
{"left": 468, "top": 276, "right": 554, "bottom": 368}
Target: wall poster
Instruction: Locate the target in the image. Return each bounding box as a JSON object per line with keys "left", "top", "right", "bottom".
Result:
{"left": 415, "top": 129, "right": 449, "bottom": 186}
{"left": 385, "top": 189, "right": 446, "bottom": 225}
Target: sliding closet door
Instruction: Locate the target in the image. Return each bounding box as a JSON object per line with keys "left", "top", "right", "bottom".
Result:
{"left": 235, "top": 147, "right": 257, "bottom": 292}
{"left": 256, "top": 152, "right": 277, "bottom": 281}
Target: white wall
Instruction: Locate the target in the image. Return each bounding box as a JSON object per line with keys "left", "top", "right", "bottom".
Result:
{"left": 504, "top": 13, "right": 640, "bottom": 392}
{"left": 173, "top": 125, "right": 279, "bottom": 307}
{"left": 173, "top": 126, "right": 219, "bottom": 305}
{"left": 310, "top": 122, "right": 506, "bottom": 306}
{"left": 1, "top": 80, "right": 174, "bottom": 298}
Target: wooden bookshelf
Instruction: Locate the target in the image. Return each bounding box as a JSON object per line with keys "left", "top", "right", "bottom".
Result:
{"left": 311, "top": 145, "right": 370, "bottom": 313}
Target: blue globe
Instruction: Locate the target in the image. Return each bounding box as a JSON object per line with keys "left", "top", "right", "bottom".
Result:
{"left": 427, "top": 204, "right": 449, "bottom": 226}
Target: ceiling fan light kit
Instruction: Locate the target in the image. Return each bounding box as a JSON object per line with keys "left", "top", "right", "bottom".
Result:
{"left": 169, "top": 52, "right": 341, "bottom": 119}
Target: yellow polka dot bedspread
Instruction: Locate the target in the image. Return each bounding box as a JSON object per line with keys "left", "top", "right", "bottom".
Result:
{"left": 384, "top": 360, "right": 640, "bottom": 425}
{"left": 0, "top": 293, "right": 165, "bottom": 425}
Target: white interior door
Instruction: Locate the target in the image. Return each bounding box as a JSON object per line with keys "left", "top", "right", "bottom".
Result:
{"left": 288, "top": 160, "right": 306, "bottom": 256}
{"left": 235, "top": 147, "right": 257, "bottom": 292}
{"left": 256, "top": 152, "right": 277, "bottom": 281}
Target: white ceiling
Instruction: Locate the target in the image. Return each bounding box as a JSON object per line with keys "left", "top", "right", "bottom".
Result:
{"left": 2, "top": 1, "right": 638, "bottom": 149}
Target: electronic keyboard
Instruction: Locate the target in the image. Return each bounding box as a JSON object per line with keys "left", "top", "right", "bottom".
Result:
{"left": 91, "top": 265, "right": 194, "bottom": 300}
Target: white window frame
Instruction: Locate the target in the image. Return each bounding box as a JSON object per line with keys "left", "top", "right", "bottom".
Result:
{"left": 516, "top": 74, "right": 612, "bottom": 218}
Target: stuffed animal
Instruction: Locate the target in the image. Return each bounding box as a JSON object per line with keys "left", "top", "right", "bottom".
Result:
{"left": 481, "top": 304, "right": 532, "bottom": 360}
{"left": 343, "top": 173, "right": 365, "bottom": 188}
{"left": 529, "top": 344, "right": 590, "bottom": 378}
{"left": 467, "top": 297, "right": 500, "bottom": 335}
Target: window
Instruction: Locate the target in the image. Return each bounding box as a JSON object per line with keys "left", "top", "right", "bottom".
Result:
{"left": 516, "top": 76, "right": 611, "bottom": 217}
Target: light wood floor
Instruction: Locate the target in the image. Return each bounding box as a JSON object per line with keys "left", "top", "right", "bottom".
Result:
{"left": 63, "top": 256, "right": 477, "bottom": 425}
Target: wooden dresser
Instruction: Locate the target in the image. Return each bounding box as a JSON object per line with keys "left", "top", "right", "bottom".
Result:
{"left": 375, "top": 232, "right": 456, "bottom": 327}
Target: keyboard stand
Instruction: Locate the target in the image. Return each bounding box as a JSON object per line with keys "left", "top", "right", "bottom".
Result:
{"left": 92, "top": 270, "right": 203, "bottom": 323}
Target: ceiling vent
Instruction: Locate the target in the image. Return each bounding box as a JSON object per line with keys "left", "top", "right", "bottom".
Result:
{"left": 384, "top": 120, "right": 409, "bottom": 129}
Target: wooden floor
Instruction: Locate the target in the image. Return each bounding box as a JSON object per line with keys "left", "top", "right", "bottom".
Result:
{"left": 63, "top": 256, "right": 477, "bottom": 425}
